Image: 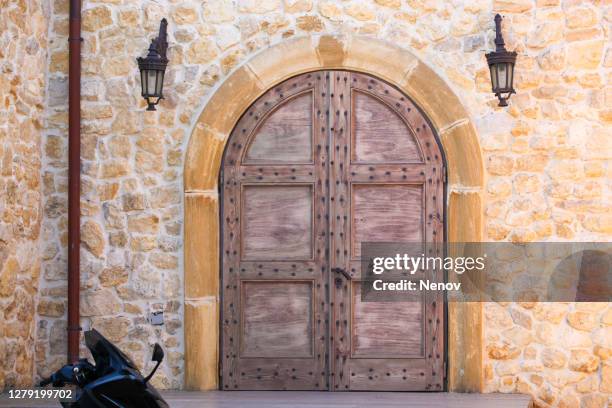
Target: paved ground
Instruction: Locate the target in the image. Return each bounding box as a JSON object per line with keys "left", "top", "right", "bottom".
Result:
{"left": 0, "top": 391, "right": 532, "bottom": 408}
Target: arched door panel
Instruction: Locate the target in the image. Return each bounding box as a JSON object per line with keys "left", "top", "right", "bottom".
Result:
{"left": 221, "top": 71, "right": 445, "bottom": 391}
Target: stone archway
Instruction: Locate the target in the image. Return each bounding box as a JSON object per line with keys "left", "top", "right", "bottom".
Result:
{"left": 183, "top": 35, "right": 485, "bottom": 392}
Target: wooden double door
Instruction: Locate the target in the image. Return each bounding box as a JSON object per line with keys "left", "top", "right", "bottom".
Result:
{"left": 220, "top": 71, "right": 445, "bottom": 391}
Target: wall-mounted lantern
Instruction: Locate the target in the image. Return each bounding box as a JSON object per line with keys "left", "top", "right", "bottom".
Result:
{"left": 485, "top": 14, "right": 517, "bottom": 107}
{"left": 137, "top": 19, "right": 168, "bottom": 111}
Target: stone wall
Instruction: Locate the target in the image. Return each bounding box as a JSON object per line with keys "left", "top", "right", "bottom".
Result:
{"left": 33, "top": 0, "right": 611, "bottom": 405}
{"left": 0, "top": 0, "right": 50, "bottom": 390}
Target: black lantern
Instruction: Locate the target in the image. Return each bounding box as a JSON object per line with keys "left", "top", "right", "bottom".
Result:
{"left": 137, "top": 19, "right": 168, "bottom": 111}
{"left": 485, "top": 14, "right": 517, "bottom": 107}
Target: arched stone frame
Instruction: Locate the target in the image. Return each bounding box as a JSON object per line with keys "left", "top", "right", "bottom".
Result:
{"left": 183, "top": 35, "right": 485, "bottom": 392}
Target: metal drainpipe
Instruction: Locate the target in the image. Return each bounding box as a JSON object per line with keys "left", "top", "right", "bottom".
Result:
{"left": 67, "top": 0, "right": 82, "bottom": 364}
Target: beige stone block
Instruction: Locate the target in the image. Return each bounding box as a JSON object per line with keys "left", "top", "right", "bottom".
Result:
{"left": 150, "top": 253, "right": 178, "bottom": 270}
{"left": 513, "top": 174, "right": 540, "bottom": 194}
{"left": 50, "top": 51, "right": 68, "bottom": 73}
{"left": 582, "top": 215, "right": 612, "bottom": 234}
{"left": 527, "top": 22, "right": 563, "bottom": 48}
{"left": 82, "top": 6, "right": 113, "bottom": 32}
{"left": 184, "top": 301, "right": 218, "bottom": 390}
{"left": 580, "top": 393, "right": 607, "bottom": 408}
{"left": 448, "top": 191, "right": 483, "bottom": 243}
{"left": 439, "top": 124, "right": 484, "bottom": 188}
{"left": 601, "top": 308, "right": 612, "bottom": 326}
{"left": 487, "top": 179, "right": 512, "bottom": 198}
{"left": 594, "top": 345, "right": 610, "bottom": 360}
{"left": 345, "top": 2, "right": 375, "bottom": 21}
{"left": 247, "top": 37, "right": 319, "bottom": 86}
{"left": 81, "top": 220, "right": 105, "bottom": 258}
{"left": 99, "top": 266, "right": 128, "bottom": 287}
{"left": 184, "top": 194, "right": 219, "bottom": 299}
{"left": 284, "top": 0, "right": 312, "bottom": 13}
{"left": 319, "top": 1, "right": 342, "bottom": 20}
{"left": 493, "top": 0, "right": 532, "bottom": 13}
{"left": 96, "top": 55, "right": 135, "bottom": 78}
{"left": 344, "top": 36, "right": 415, "bottom": 85}
{"left": 130, "top": 236, "right": 157, "bottom": 252}
{"left": 487, "top": 221, "right": 510, "bottom": 241}
{"left": 90, "top": 316, "right": 131, "bottom": 342}
{"left": 486, "top": 154, "right": 514, "bottom": 176}
{"left": 558, "top": 391, "right": 580, "bottom": 408}
{"left": 503, "top": 326, "right": 533, "bottom": 347}
{"left": 100, "top": 160, "right": 129, "bottom": 179}
{"left": 316, "top": 35, "right": 346, "bottom": 67}
{"left": 172, "top": 5, "right": 199, "bottom": 24}
{"left": 118, "top": 9, "right": 140, "bottom": 27}
{"left": 577, "top": 374, "right": 600, "bottom": 393}
{"left": 585, "top": 130, "right": 611, "bottom": 160}
{"left": 567, "top": 40, "right": 604, "bottom": 69}
{"left": 566, "top": 7, "right": 598, "bottom": 29}
{"left": 127, "top": 214, "right": 159, "bottom": 234}
{"left": 541, "top": 347, "right": 567, "bottom": 369}
{"left": 296, "top": 15, "right": 324, "bottom": 32}
{"left": 203, "top": 0, "right": 235, "bottom": 23}
{"left": 402, "top": 62, "right": 470, "bottom": 133}
{"left": 195, "top": 66, "right": 263, "bottom": 136}
{"left": 533, "top": 302, "right": 567, "bottom": 324}
{"left": 186, "top": 39, "right": 219, "bottom": 65}
{"left": 447, "top": 195, "right": 483, "bottom": 391}
{"left": 509, "top": 307, "right": 532, "bottom": 329}
{"left": 537, "top": 46, "right": 566, "bottom": 70}
{"left": 569, "top": 349, "right": 599, "bottom": 373}
{"left": 0, "top": 257, "right": 20, "bottom": 297}
{"left": 37, "top": 299, "right": 65, "bottom": 317}
{"left": 136, "top": 129, "right": 165, "bottom": 156}
{"left": 81, "top": 105, "right": 113, "bottom": 121}
{"left": 601, "top": 363, "right": 612, "bottom": 392}
{"left": 80, "top": 289, "right": 122, "bottom": 317}
{"left": 487, "top": 343, "right": 521, "bottom": 360}
{"left": 238, "top": 0, "right": 279, "bottom": 13}
{"left": 184, "top": 124, "right": 225, "bottom": 191}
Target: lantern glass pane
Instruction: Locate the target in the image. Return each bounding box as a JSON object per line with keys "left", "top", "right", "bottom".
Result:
{"left": 146, "top": 70, "right": 157, "bottom": 95}
{"left": 490, "top": 65, "right": 497, "bottom": 90}
{"left": 140, "top": 70, "right": 146, "bottom": 96}
{"left": 155, "top": 70, "right": 164, "bottom": 95}
{"left": 497, "top": 63, "right": 508, "bottom": 89}
{"left": 508, "top": 62, "right": 514, "bottom": 89}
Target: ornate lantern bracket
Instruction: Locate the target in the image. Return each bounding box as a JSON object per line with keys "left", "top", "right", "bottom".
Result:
{"left": 485, "top": 14, "right": 517, "bottom": 107}
{"left": 137, "top": 19, "right": 169, "bottom": 111}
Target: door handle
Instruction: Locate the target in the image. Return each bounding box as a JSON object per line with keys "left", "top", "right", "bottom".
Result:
{"left": 331, "top": 267, "right": 351, "bottom": 281}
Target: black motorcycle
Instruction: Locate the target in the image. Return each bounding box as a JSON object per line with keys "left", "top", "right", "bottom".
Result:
{"left": 40, "top": 329, "right": 169, "bottom": 408}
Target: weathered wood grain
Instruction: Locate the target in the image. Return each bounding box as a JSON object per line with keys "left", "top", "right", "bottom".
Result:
{"left": 242, "top": 185, "right": 313, "bottom": 260}
{"left": 241, "top": 281, "right": 313, "bottom": 358}
{"left": 352, "top": 91, "right": 422, "bottom": 163}
{"left": 245, "top": 92, "right": 313, "bottom": 164}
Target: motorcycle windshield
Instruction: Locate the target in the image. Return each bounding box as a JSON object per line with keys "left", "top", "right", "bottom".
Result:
{"left": 85, "top": 329, "right": 139, "bottom": 373}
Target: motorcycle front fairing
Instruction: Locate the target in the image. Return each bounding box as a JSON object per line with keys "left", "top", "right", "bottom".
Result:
{"left": 74, "top": 330, "right": 168, "bottom": 408}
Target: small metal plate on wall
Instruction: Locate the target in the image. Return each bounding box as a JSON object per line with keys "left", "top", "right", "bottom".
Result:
{"left": 150, "top": 311, "right": 164, "bottom": 326}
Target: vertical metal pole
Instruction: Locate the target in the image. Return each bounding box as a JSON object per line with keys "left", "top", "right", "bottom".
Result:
{"left": 67, "top": 0, "right": 82, "bottom": 364}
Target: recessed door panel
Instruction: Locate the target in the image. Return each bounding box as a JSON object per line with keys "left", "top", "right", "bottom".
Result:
{"left": 351, "top": 281, "right": 424, "bottom": 358}
{"left": 352, "top": 91, "right": 422, "bottom": 163}
{"left": 244, "top": 92, "right": 313, "bottom": 164}
{"left": 242, "top": 185, "right": 313, "bottom": 261}
{"left": 351, "top": 184, "right": 423, "bottom": 258}
{"left": 241, "top": 281, "right": 314, "bottom": 358}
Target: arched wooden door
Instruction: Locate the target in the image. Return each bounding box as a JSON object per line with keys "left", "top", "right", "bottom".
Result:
{"left": 220, "top": 71, "right": 445, "bottom": 391}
